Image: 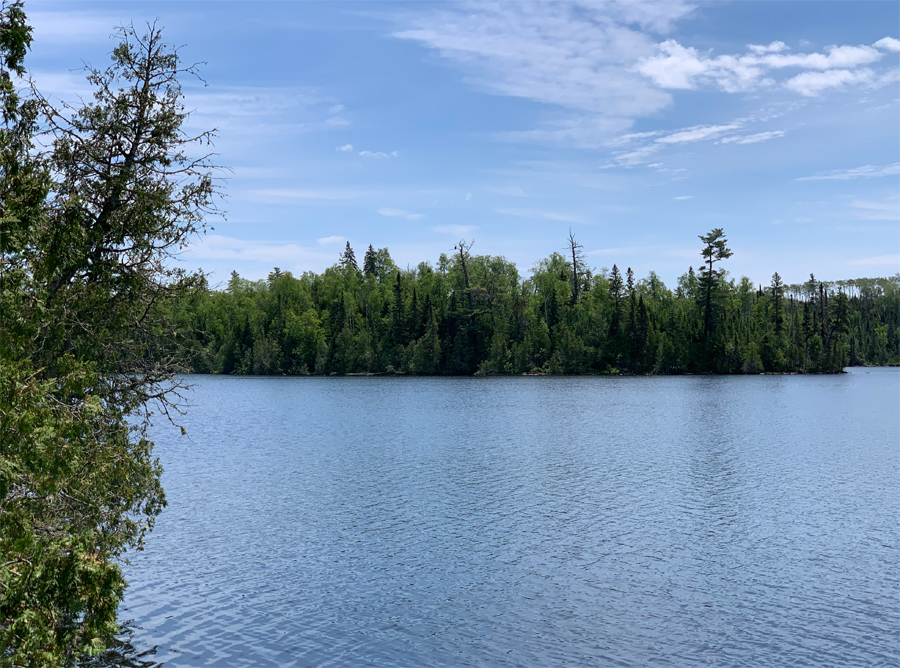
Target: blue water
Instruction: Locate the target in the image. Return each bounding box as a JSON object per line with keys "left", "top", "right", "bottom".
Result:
{"left": 120, "top": 369, "right": 900, "bottom": 666}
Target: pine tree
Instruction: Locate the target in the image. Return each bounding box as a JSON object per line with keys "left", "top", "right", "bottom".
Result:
{"left": 698, "top": 228, "right": 733, "bottom": 341}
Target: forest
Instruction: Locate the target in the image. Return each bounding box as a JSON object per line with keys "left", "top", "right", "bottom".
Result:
{"left": 168, "top": 230, "right": 900, "bottom": 376}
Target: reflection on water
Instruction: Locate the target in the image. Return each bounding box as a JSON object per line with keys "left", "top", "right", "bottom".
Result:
{"left": 114, "top": 369, "right": 898, "bottom": 667}
{"left": 78, "top": 623, "right": 160, "bottom": 668}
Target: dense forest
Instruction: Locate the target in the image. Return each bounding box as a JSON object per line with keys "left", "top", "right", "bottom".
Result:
{"left": 168, "top": 230, "right": 900, "bottom": 376}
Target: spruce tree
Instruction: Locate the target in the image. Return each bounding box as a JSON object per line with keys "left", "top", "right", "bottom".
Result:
{"left": 363, "top": 244, "right": 377, "bottom": 277}
{"left": 340, "top": 241, "right": 359, "bottom": 271}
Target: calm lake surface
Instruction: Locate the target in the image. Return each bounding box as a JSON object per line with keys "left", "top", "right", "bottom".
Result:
{"left": 121, "top": 369, "right": 900, "bottom": 667}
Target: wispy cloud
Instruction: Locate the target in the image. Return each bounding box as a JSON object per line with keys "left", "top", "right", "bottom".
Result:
{"left": 606, "top": 144, "right": 662, "bottom": 167}
{"left": 317, "top": 235, "right": 345, "bottom": 245}
{"left": 29, "top": 10, "right": 121, "bottom": 45}
{"left": 496, "top": 207, "right": 585, "bottom": 223}
{"left": 187, "top": 234, "right": 326, "bottom": 265}
{"left": 851, "top": 199, "right": 900, "bottom": 221}
{"left": 656, "top": 123, "right": 742, "bottom": 144}
{"left": 796, "top": 163, "right": 900, "bottom": 181}
{"left": 587, "top": 245, "right": 648, "bottom": 257}
{"left": 604, "top": 120, "right": 750, "bottom": 167}
{"left": 378, "top": 207, "right": 423, "bottom": 220}
{"left": 720, "top": 130, "right": 785, "bottom": 144}
{"left": 359, "top": 150, "right": 399, "bottom": 158}
{"left": 245, "top": 188, "right": 360, "bottom": 202}
{"left": 484, "top": 185, "right": 530, "bottom": 198}
{"left": 336, "top": 144, "right": 354, "bottom": 152}
{"left": 847, "top": 254, "right": 900, "bottom": 267}
{"left": 673, "top": 195, "right": 693, "bottom": 200}
{"left": 393, "top": 2, "right": 696, "bottom": 148}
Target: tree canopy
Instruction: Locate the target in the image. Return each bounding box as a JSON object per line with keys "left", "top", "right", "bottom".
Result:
{"left": 166, "top": 238, "right": 899, "bottom": 377}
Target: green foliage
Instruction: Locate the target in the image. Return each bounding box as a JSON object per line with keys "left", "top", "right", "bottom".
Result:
{"left": 1, "top": 9, "right": 215, "bottom": 664}
{"left": 169, "top": 231, "right": 900, "bottom": 377}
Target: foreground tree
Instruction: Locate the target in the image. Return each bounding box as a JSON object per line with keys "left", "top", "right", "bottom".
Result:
{"left": 0, "top": 8, "right": 217, "bottom": 664}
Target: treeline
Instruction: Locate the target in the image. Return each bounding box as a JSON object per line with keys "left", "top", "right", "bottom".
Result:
{"left": 168, "top": 231, "right": 900, "bottom": 376}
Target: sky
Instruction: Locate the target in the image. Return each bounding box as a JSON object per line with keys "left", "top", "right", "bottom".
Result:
{"left": 25, "top": 0, "right": 900, "bottom": 287}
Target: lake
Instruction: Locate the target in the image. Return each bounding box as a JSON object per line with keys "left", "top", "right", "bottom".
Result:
{"left": 119, "top": 369, "right": 899, "bottom": 667}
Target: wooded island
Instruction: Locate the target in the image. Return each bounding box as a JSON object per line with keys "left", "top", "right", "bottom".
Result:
{"left": 169, "top": 232, "right": 900, "bottom": 376}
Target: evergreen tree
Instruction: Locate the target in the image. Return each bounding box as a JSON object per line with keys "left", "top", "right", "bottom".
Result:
{"left": 697, "top": 228, "right": 733, "bottom": 369}
{"left": 363, "top": 244, "right": 377, "bottom": 278}
{"left": 1, "top": 13, "right": 217, "bottom": 663}
{"left": 340, "top": 241, "right": 359, "bottom": 271}
{"left": 770, "top": 271, "right": 784, "bottom": 334}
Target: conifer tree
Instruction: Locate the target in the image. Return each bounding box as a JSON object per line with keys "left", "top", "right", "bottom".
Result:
{"left": 698, "top": 228, "right": 733, "bottom": 341}
{"left": 1, "top": 11, "right": 217, "bottom": 663}
{"left": 340, "top": 241, "right": 359, "bottom": 271}
{"left": 363, "top": 244, "right": 377, "bottom": 278}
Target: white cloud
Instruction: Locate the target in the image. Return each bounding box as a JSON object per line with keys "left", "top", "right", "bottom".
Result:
{"left": 360, "top": 150, "right": 391, "bottom": 158}
{"left": 318, "top": 235, "right": 346, "bottom": 245}
{"left": 602, "top": 121, "right": 745, "bottom": 166}
{"left": 875, "top": 37, "right": 900, "bottom": 53}
{"left": 796, "top": 163, "right": 900, "bottom": 181}
{"left": 784, "top": 68, "right": 874, "bottom": 96}
{"left": 498, "top": 116, "right": 634, "bottom": 149}
{"left": 656, "top": 123, "right": 742, "bottom": 144}
{"left": 434, "top": 225, "right": 477, "bottom": 236}
{"left": 608, "top": 143, "right": 662, "bottom": 167}
{"left": 719, "top": 130, "right": 785, "bottom": 144}
{"left": 392, "top": 2, "right": 695, "bottom": 147}
{"left": 747, "top": 41, "right": 789, "bottom": 55}
{"left": 605, "top": 130, "right": 663, "bottom": 147}
{"left": 336, "top": 144, "right": 354, "bottom": 152}
{"left": 639, "top": 37, "right": 895, "bottom": 96}
{"left": 328, "top": 104, "right": 346, "bottom": 114}
{"left": 378, "top": 207, "right": 423, "bottom": 220}
{"left": 759, "top": 45, "right": 882, "bottom": 70}
{"left": 673, "top": 195, "right": 692, "bottom": 200}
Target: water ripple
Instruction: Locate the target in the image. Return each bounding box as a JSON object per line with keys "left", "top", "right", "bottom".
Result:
{"left": 119, "top": 370, "right": 900, "bottom": 667}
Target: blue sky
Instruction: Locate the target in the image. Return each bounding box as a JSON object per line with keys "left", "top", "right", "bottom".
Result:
{"left": 27, "top": 0, "right": 900, "bottom": 286}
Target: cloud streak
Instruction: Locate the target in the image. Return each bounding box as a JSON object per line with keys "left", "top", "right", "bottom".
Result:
{"left": 393, "top": 1, "right": 696, "bottom": 147}
{"left": 719, "top": 130, "right": 785, "bottom": 144}
{"left": 796, "top": 163, "right": 900, "bottom": 181}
